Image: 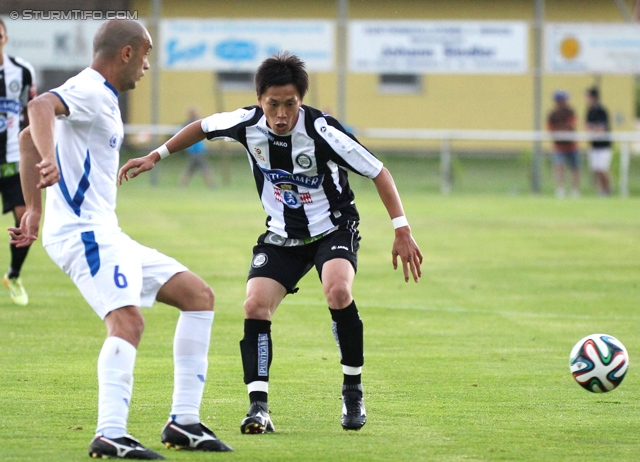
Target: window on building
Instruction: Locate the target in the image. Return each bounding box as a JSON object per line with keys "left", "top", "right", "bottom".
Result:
{"left": 378, "top": 74, "right": 422, "bottom": 94}
{"left": 217, "top": 72, "right": 255, "bottom": 92}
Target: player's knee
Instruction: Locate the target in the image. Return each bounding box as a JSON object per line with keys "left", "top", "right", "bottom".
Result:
{"left": 243, "top": 295, "right": 270, "bottom": 320}
{"left": 200, "top": 283, "right": 215, "bottom": 311}
{"left": 324, "top": 282, "right": 352, "bottom": 309}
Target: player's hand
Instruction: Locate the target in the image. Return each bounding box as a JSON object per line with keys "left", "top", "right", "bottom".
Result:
{"left": 8, "top": 210, "right": 41, "bottom": 248}
{"left": 36, "top": 158, "right": 60, "bottom": 188}
{"left": 118, "top": 152, "right": 160, "bottom": 184}
{"left": 392, "top": 227, "right": 423, "bottom": 283}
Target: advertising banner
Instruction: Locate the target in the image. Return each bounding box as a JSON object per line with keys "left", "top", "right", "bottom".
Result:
{"left": 348, "top": 20, "right": 528, "bottom": 74}
{"left": 160, "top": 19, "right": 334, "bottom": 71}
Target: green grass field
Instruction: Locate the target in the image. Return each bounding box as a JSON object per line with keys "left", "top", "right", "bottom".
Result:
{"left": 1, "top": 155, "right": 640, "bottom": 461}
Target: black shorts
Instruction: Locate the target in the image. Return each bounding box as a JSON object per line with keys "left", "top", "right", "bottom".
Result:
{"left": 0, "top": 174, "right": 25, "bottom": 214}
{"left": 248, "top": 224, "right": 361, "bottom": 294}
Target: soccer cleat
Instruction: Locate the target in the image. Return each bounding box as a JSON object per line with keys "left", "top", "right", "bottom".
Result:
{"left": 161, "top": 420, "right": 233, "bottom": 452}
{"left": 4, "top": 273, "right": 28, "bottom": 306}
{"left": 240, "top": 401, "right": 275, "bottom": 434}
{"left": 88, "top": 434, "right": 165, "bottom": 460}
{"left": 342, "top": 391, "right": 366, "bottom": 431}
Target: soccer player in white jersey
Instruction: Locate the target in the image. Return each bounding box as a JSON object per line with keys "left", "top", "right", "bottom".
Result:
{"left": 10, "top": 20, "right": 232, "bottom": 459}
{"left": 120, "top": 52, "right": 423, "bottom": 434}
{"left": 0, "top": 18, "right": 37, "bottom": 305}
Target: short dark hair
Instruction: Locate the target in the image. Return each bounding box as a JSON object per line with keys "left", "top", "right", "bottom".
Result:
{"left": 255, "top": 52, "right": 309, "bottom": 99}
{"left": 587, "top": 86, "right": 599, "bottom": 99}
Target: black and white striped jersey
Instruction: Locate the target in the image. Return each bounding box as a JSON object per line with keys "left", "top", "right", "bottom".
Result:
{"left": 0, "top": 53, "right": 37, "bottom": 164}
{"left": 201, "top": 105, "right": 383, "bottom": 239}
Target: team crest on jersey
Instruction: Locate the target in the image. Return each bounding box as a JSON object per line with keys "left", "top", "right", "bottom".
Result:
{"left": 295, "top": 154, "right": 312, "bottom": 169}
{"left": 9, "top": 80, "right": 20, "bottom": 93}
{"left": 109, "top": 134, "right": 119, "bottom": 149}
{"left": 274, "top": 187, "right": 312, "bottom": 209}
{"left": 252, "top": 253, "right": 268, "bottom": 268}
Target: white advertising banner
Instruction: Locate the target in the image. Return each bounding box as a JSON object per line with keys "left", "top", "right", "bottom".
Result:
{"left": 545, "top": 23, "right": 640, "bottom": 74}
{"left": 160, "top": 19, "right": 334, "bottom": 71}
{"left": 348, "top": 20, "right": 528, "bottom": 74}
{"left": 1, "top": 17, "right": 103, "bottom": 69}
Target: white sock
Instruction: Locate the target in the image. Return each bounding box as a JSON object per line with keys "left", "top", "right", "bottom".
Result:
{"left": 96, "top": 337, "right": 137, "bottom": 438}
{"left": 170, "top": 310, "right": 213, "bottom": 425}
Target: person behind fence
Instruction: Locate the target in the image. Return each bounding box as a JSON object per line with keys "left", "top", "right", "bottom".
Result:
{"left": 547, "top": 90, "right": 580, "bottom": 198}
{"left": 9, "top": 19, "right": 232, "bottom": 459}
{"left": 179, "top": 107, "right": 216, "bottom": 189}
{"left": 118, "top": 51, "right": 423, "bottom": 435}
{"left": 584, "top": 87, "right": 612, "bottom": 196}
{"left": 0, "top": 17, "right": 37, "bottom": 306}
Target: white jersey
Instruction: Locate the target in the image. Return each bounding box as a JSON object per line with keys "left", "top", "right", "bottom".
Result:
{"left": 43, "top": 68, "right": 123, "bottom": 245}
{"left": 0, "top": 53, "right": 37, "bottom": 165}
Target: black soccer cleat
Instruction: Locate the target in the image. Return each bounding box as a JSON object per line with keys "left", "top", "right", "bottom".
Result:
{"left": 342, "top": 391, "right": 367, "bottom": 431}
{"left": 240, "top": 401, "right": 275, "bottom": 434}
{"left": 161, "top": 420, "right": 233, "bottom": 452}
{"left": 88, "top": 433, "right": 165, "bottom": 460}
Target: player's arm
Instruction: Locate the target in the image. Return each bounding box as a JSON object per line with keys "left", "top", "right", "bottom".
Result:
{"left": 118, "top": 120, "right": 206, "bottom": 183}
{"left": 372, "top": 167, "right": 423, "bottom": 283}
{"left": 9, "top": 93, "right": 68, "bottom": 247}
{"left": 26, "top": 92, "right": 70, "bottom": 187}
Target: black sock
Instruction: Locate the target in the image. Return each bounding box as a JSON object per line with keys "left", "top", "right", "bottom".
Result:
{"left": 8, "top": 242, "right": 30, "bottom": 279}
{"left": 329, "top": 301, "right": 364, "bottom": 386}
{"left": 240, "top": 319, "right": 272, "bottom": 404}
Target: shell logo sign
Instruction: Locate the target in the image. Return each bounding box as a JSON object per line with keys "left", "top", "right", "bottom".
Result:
{"left": 559, "top": 37, "right": 580, "bottom": 60}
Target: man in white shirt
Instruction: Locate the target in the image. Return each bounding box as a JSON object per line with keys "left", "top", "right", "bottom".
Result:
{"left": 11, "top": 19, "right": 232, "bottom": 459}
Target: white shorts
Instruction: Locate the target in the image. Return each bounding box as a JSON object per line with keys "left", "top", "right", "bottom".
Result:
{"left": 588, "top": 147, "right": 613, "bottom": 172}
{"left": 44, "top": 230, "right": 188, "bottom": 320}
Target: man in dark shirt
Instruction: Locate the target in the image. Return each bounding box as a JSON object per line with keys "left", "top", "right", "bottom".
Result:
{"left": 547, "top": 90, "right": 580, "bottom": 198}
{"left": 585, "top": 87, "right": 612, "bottom": 196}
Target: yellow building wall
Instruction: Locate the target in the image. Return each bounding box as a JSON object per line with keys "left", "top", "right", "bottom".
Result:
{"left": 129, "top": 0, "right": 637, "bottom": 150}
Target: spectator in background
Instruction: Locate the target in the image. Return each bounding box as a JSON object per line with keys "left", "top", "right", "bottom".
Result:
{"left": 547, "top": 90, "right": 580, "bottom": 198}
{"left": 179, "top": 108, "right": 216, "bottom": 189}
{"left": 585, "top": 87, "right": 612, "bottom": 196}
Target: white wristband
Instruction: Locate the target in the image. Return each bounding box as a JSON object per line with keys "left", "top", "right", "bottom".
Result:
{"left": 156, "top": 144, "right": 170, "bottom": 159}
{"left": 392, "top": 216, "right": 409, "bottom": 229}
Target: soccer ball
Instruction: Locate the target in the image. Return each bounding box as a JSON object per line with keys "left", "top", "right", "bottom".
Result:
{"left": 569, "top": 333, "right": 629, "bottom": 393}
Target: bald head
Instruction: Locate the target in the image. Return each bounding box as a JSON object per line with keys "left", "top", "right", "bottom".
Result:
{"left": 93, "top": 19, "right": 149, "bottom": 59}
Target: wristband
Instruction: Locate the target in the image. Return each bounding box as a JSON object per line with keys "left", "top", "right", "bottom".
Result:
{"left": 156, "top": 144, "right": 170, "bottom": 159}
{"left": 392, "top": 216, "right": 409, "bottom": 229}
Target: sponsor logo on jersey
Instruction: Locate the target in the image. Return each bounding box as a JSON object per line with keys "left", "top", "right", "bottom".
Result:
{"left": 331, "top": 245, "right": 349, "bottom": 251}
{"left": 253, "top": 147, "right": 265, "bottom": 161}
{"left": 252, "top": 253, "right": 268, "bottom": 268}
{"left": 295, "top": 154, "right": 312, "bottom": 168}
{"left": 260, "top": 166, "right": 323, "bottom": 189}
{"left": 256, "top": 125, "right": 275, "bottom": 141}
{"left": 273, "top": 140, "right": 288, "bottom": 147}
{"left": 0, "top": 98, "right": 21, "bottom": 114}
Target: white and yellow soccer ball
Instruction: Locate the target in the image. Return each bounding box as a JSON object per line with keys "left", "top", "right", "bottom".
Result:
{"left": 570, "top": 333, "right": 629, "bottom": 393}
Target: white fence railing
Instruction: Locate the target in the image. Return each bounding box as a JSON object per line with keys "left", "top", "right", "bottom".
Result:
{"left": 124, "top": 125, "right": 640, "bottom": 196}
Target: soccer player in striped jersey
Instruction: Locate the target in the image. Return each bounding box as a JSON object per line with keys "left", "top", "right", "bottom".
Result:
{"left": 0, "top": 18, "right": 37, "bottom": 305}
{"left": 120, "top": 52, "right": 423, "bottom": 434}
{"left": 11, "top": 20, "right": 232, "bottom": 459}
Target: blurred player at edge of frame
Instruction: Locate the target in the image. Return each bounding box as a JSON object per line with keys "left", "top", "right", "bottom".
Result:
{"left": 119, "top": 52, "right": 423, "bottom": 435}
{"left": 9, "top": 19, "right": 232, "bottom": 459}
{"left": 0, "top": 17, "right": 37, "bottom": 306}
